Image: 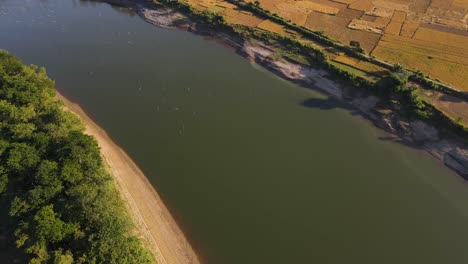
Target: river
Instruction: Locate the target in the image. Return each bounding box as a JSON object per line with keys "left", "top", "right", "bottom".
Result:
{"left": 1, "top": 0, "right": 468, "bottom": 263}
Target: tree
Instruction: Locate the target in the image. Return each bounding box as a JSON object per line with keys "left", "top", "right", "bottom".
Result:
{"left": 0, "top": 50, "right": 151, "bottom": 263}
{"left": 393, "top": 63, "right": 404, "bottom": 73}
{"left": 33, "top": 205, "right": 77, "bottom": 243}
{"left": 6, "top": 143, "right": 40, "bottom": 174}
{"left": 26, "top": 160, "right": 63, "bottom": 208}
{"left": 10, "top": 123, "right": 36, "bottom": 140}
{"left": 51, "top": 249, "right": 74, "bottom": 264}
{"left": 350, "top": 40, "right": 360, "bottom": 48}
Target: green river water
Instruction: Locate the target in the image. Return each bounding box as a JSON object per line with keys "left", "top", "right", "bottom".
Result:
{"left": 1, "top": 1, "right": 468, "bottom": 263}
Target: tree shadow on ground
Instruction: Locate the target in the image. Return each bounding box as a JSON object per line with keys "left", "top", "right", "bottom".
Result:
{"left": 0, "top": 200, "right": 26, "bottom": 263}
{"left": 440, "top": 94, "right": 464, "bottom": 103}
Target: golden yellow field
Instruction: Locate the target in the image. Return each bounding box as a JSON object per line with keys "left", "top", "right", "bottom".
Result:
{"left": 348, "top": 0, "right": 374, "bottom": 12}
{"left": 186, "top": 0, "right": 208, "bottom": 9}
{"left": 257, "top": 20, "right": 290, "bottom": 35}
{"left": 224, "top": 10, "right": 264, "bottom": 27}
{"left": 399, "top": 20, "right": 420, "bottom": 38}
{"left": 374, "top": 17, "right": 391, "bottom": 26}
{"left": 332, "top": 54, "right": 390, "bottom": 77}
{"left": 279, "top": 12, "right": 307, "bottom": 25}
{"left": 294, "top": 1, "right": 340, "bottom": 15}
{"left": 413, "top": 27, "right": 467, "bottom": 50}
{"left": 354, "top": 60, "right": 389, "bottom": 76}
{"left": 332, "top": 55, "right": 359, "bottom": 66}
{"left": 244, "top": 0, "right": 279, "bottom": 8}
{"left": 372, "top": 35, "right": 468, "bottom": 91}
{"left": 391, "top": 10, "right": 406, "bottom": 23}
{"left": 305, "top": 11, "right": 381, "bottom": 52}
{"left": 452, "top": 0, "right": 468, "bottom": 9}
{"left": 373, "top": 0, "right": 409, "bottom": 12}
{"left": 382, "top": 34, "right": 468, "bottom": 60}
{"left": 385, "top": 21, "right": 402, "bottom": 35}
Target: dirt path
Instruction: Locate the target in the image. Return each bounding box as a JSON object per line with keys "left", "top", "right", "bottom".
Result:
{"left": 58, "top": 93, "right": 200, "bottom": 264}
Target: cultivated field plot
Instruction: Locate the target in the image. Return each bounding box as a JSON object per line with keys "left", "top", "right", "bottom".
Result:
{"left": 223, "top": 9, "right": 265, "bottom": 27}
{"left": 348, "top": 19, "right": 385, "bottom": 34}
{"left": 257, "top": 19, "right": 294, "bottom": 36}
{"left": 331, "top": 53, "right": 388, "bottom": 78}
{"left": 370, "top": 0, "right": 468, "bottom": 90}
{"left": 304, "top": 11, "right": 381, "bottom": 52}
{"left": 372, "top": 34, "right": 468, "bottom": 91}
{"left": 418, "top": 90, "right": 468, "bottom": 127}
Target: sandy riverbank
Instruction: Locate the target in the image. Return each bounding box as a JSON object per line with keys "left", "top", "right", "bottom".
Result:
{"left": 58, "top": 93, "right": 200, "bottom": 264}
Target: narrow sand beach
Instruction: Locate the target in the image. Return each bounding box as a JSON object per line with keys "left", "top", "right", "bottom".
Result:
{"left": 58, "top": 93, "right": 200, "bottom": 264}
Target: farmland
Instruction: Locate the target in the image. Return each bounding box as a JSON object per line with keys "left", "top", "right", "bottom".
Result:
{"left": 180, "top": 0, "right": 468, "bottom": 92}
{"left": 372, "top": 33, "right": 468, "bottom": 90}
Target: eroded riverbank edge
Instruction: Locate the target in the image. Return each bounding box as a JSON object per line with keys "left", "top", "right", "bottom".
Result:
{"left": 57, "top": 93, "right": 200, "bottom": 264}
{"left": 101, "top": 0, "right": 468, "bottom": 178}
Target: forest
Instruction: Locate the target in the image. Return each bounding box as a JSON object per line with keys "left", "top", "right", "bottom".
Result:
{"left": 0, "top": 50, "right": 152, "bottom": 263}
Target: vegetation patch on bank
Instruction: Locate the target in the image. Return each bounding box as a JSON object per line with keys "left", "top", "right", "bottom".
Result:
{"left": 0, "top": 50, "right": 153, "bottom": 263}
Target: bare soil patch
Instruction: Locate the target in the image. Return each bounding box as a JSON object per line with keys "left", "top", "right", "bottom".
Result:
{"left": 348, "top": 19, "right": 385, "bottom": 34}
{"left": 366, "top": 7, "right": 394, "bottom": 18}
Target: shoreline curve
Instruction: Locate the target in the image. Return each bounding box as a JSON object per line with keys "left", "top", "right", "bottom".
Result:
{"left": 58, "top": 93, "right": 200, "bottom": 264}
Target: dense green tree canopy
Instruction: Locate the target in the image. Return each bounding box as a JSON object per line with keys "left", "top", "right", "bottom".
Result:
{"left": 0, "top": 50, "right": 152, "bottom": 263}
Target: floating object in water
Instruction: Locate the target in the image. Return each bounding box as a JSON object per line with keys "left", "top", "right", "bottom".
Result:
{"left": 178, "top": 123, "right": 185, "bottom": 135}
